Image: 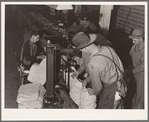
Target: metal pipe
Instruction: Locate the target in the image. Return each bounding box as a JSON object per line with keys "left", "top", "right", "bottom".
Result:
{"left": 46, "top": 40, "right": 55, "bottom": 97}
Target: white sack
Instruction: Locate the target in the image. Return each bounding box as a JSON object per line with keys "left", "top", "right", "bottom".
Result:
{"left": 79, "top": 88, "right": 96, "bottom": 109}
{"left": 65, "top": 66, "right": 97, "bottom": 109}
{"left": 27, "top": 58, "right": 46, "bottom": 85}
{"left": 69, "top": 75, "right": 96, "bottom": 109}
{"left": 69, "top": 76, "right": 82, "bottom": 106}
{"left": 16, "top": 83, "right": 46, "bottom": 109}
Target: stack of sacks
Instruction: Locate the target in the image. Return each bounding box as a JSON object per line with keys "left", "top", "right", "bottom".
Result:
{"left": 16, "top": 83, "right": 46, "bottom": 109}
{"left": 79, "top": 88, "right": 96, "bottom": 109}
{"left": 27, "top": 58, "right": 46, "bottom": 85}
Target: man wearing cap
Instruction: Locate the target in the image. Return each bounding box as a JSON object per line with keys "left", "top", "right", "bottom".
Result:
{"left": 129, "top": 28, "right": 144, "bottom": 109}
{"left": 72, "top": 32, "right": 124, "bottom": 109}
{"left": 67, "top": 13, "right": 101, "bottom": 35}
{"left": 78, "top": 13, "right": 99, "bottom": 34}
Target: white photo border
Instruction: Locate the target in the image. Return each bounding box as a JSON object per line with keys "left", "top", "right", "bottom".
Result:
{"left": 1, "top": 1, "right": 148, "bottom": 121}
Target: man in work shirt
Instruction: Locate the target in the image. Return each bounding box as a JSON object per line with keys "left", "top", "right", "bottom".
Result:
{"left": 72, "top": 32, "right": 126, "bottom": 109}
{"left": 129, "top": 28, "right": 144, "bottom": 109}
{"left": 72, "top": 32, "right": 112, "bottom": 79}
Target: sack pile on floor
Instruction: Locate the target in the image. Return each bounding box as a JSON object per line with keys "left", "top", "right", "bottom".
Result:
{"left": 16, "top": 58, "right": 47, "bottom": 109}
{"left": 16, "top": 83, "right": 46, "bottom": 109}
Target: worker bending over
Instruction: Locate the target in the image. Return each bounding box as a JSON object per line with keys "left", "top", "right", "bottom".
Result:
{"left": 72, "top": 32, "right": 127, "bottom": 109}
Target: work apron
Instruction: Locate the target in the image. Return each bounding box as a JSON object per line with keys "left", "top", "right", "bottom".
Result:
{"left": 97, "top": 82, "right": 117, "bottom": 109}
{"left": 97, "top": 81, "right": 125, "bottom": 109}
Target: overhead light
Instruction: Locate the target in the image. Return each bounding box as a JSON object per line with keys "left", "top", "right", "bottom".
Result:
{"left": 48, "top": 5, "right": 73, "bottom": 10}
{"left": 56, "top": 5, "right": 73, "bottom": 10}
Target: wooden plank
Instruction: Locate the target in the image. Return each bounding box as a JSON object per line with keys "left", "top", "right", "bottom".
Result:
{"left": 119, "top": 6, "right": 131, "bottom": 11}
{"left": 128, "top": 15, "right": 144, "bottom": 23}
{"left": 115, "top": 26, "right": 121, "bottom": 29}
{"left": 114, "top": 5, "right": 145, "bottom": 35}
{"left": 118, "top": 6, "right": 144, "bottom": 19}
{"left": 126, "top": 19, "right": 144, "bottom": 28}
{"left": 121, "top": 5, "right": 133, "bottom": 9}
{"left": 116, "top": 16, "right": 127, "bottom": 22}
{"left": 129, "top": 12, "right": 144, "bottom": 20}
{"left": 133, "top": 5, "right": 145, "bottom": 11}
{"left": 124, "top": 29, "right": 131, "bottom": 34}
{"left": 119, "top": 6, "right": 144, "bottom": 14}
{"left": 124, "top": 23, "right": 138, "bottom": 29}
{"left": 115, "top": 22, "right": 144, "bottom": 34}
{"left": 125, "top": 23, "right": 144, "bottom": 30}
{"left": 115, "top": 23, "right": 124, "bottom": 28}
{"left": 116, "top": 19, "right": 125, "bottom": 25}
{"left": 131, "top": 8, "right": 144, "bottom": 15}
{"left": 123, "top": 26, "right": 132, "bottom": 32}
{"left": 122, "top": 5, "right": 136, "bottom": 9}
{"left": 115, "top": 26, "right": 131, "bottom": 34}
{"left": 117, "top": 12, "right": 128, "bottom": 18}
{"left": 118, "top": 9, "right": 129, "bottom": 15}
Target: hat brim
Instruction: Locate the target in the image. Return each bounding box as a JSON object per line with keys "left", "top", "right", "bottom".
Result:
{"left": 75, "top": 34, "right": 97, "bottom": 50}
{"left": 129, "top": 34, "right": 144, "bottom": 39}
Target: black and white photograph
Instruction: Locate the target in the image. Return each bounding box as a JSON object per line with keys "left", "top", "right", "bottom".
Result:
{"left": 1, "top": 1, "right": 148, "bottom": 121}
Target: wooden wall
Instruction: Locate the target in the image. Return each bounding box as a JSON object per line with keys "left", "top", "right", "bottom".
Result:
{"left": 108, "top": 5, "right": 145, "bottom": 68}
{"left": 114, "top": 5, "right": 145, "bottom": 34}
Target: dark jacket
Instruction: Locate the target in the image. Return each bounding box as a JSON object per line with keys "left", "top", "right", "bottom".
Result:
{"left": 22, "top": 40, "right": 37, "bottom": 69}
{"left": 94, "top": 34, "right": 112, "bottom": 47}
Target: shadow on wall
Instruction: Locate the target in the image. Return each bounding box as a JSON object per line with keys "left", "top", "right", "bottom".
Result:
{"left": 100, "top": 28, "right": 109, "bottom": 39}
{"left": 108, "top": 5, "right": 135, "bottom": 69}
{"left": 109, "top": 28, "right": 133, "bottom": 69}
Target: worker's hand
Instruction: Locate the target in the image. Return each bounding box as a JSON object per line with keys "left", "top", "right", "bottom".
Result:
{"left": 44, "top": 47, "right": 46, "bottom": 52}
{"left": 18, "top": 65, "right": 24, "bottom": 72}
{"left": 55, "top": 43, "right": 60, "bottom": 50}
{"left": 87, "top": 88, "right": 94, "bottom": 95}
{"left": 37, "top": 55, "right": 46, "bottom": 60}
{"left": 71, "top": 71, "right": 79, "bottom": 79}
{"left": 82, "top": 80, "right": 87, "bottom": 88}
{"left": 82, "top": 77, "right": 91, "bottom": 88}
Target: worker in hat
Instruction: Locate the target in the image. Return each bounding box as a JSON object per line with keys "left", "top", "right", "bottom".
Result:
{"left": 72, "top": 32, "right": 125, "bottom": 109}
{"left": 67, "top": 12, "right": 102, "bottom": 35}
{"left": 57, "top": 8, "right": 79, "bottom": 29}
{"left": 78, "top": 13, "right": 98, "bottom": 33}
{"left": 129, "top": 28, "right": 144, "bottom": 109}
{"left": 72, "top": 32, "right": 112, "bottom": 81}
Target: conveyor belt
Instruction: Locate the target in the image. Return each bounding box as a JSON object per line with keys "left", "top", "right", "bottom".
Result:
{"left": 28, "top": 12, "right": 69, "bottom": 38}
